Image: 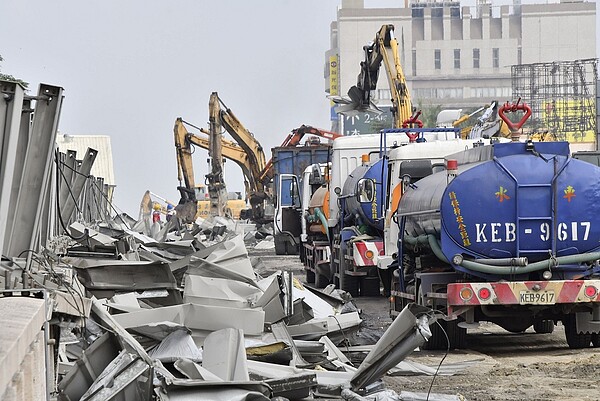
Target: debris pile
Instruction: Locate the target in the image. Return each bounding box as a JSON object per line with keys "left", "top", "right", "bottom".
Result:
{"left": 2, "top": 209, "right": 449, "bottom": 400}
{"left": 0, "top": 80, "right": 467, "bottom": 400}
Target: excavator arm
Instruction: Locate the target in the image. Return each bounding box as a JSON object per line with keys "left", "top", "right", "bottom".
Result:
{"left": 348, "top": 24, "right": 412, "bottom": 128}
{"left": 173, "top": 117, "right": 200, "bottom": 222}
{"left": 187, "top": 128, "right": 256, "bottom": 199}
{"left": 259, "top": 125, "right": 342, "bottom": 184}
{"left": 214, "top": 94, "right": 267, "bottom": 190}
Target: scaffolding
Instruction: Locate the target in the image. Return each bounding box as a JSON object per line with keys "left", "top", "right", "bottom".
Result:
{"left": 512, "top": 58, "right": 598, "bottom": 144}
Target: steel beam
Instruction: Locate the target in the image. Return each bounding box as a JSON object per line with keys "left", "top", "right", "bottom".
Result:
{"left": 6, "top": 84, "right": 64, "bottom": 258}
{"left": 59, "top": 147, "right": 98, "bottom": 229}
{"left": 2, "top": 98, "right": 32, "bottom": 255}
{"left": 0, "top": 81, "right": 25, "bottom": 257}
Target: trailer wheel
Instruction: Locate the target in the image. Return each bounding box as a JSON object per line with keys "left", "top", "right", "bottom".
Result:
{"left": 305, "top": 269, "right": 315, "bottom": 284}
{"left": 563, "top": 315, "right": 592, "bottom": 349}
{"left": 533, "top": 319, "right": 555, "bottom": 334}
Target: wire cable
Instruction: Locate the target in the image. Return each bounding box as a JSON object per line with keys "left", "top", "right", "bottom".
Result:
{"left": 425, "top": 310, "right": 451, "bottom": 401}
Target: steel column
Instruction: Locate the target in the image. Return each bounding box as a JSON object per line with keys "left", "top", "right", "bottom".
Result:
{"left": 6, "top": 84, "right": 64, "bottom": 258}
{"left": 0, "top": 81, "right": 25, "bottom": 257}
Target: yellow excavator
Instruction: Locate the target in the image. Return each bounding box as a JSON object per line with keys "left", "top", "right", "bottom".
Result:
{"left": 337, "top": 24, "right": 413, "bottom": 128}
{"left": 212, "top": 93, "right": 272, "bottom": 222}
{"left": 173, "top": 117, "right": 246, "bottom": 222}
{"left": 174, "top": 92, "right": 273, "bottom": 223}
{"left": 451, "top": 102, "right": 511, "bottom": 139}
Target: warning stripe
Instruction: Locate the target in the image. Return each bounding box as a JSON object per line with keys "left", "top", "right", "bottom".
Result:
{"left": 447, "top": 280, "right": 600, "bottom": 306}
{"left": 352, "top": 241, "right": 383, "bottom": 267}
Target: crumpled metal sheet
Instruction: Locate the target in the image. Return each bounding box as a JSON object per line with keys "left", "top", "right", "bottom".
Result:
{"left": 148, "top": 329, "right": 202, "bottom": 363}
{"left": 112, "top": 303, "right": 265, "bottom": 335}
{"left": 57, "top": 332, "right": 121, "bottom": 401}
{"left": 350, "top": 304, "right": 432, "bottom": 391}
{"left": 203, "top": 328, "right": 249, "bottom": 381}
{"left": 80, "top": 351, "right": 152, "bottom": 401}
{"left": 388, "top": 358, "right": 484, "bottom": 377}
{"left": 74, "top": 260, "right": 178, "bottom": 291}
{"left": 161, "top": 384, "right": 271, "bottom": 401}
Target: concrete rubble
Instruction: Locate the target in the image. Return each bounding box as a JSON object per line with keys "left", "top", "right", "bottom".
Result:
{"left": 0, "top": 80, "right": 467, "bottom": 400}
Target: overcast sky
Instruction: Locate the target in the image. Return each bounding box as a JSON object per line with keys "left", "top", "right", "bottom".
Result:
{"left": 1, "top": 0, "right": 598, "bottom": 217}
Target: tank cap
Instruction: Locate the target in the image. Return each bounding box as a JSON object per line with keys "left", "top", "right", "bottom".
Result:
{"left": 447, "top": 159, "right": 458, "bottom": 170}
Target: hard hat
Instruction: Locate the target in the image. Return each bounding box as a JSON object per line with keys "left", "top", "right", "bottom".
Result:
{"left": 153, "top": 202, "right": 161, "bottom": 211}
{"left": 167, "top": 204, "right": 174, "bottom": 211}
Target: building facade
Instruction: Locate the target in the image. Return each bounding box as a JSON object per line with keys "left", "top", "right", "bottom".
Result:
{"left": 326, "top": 0, "right": 596, "bottom": 135}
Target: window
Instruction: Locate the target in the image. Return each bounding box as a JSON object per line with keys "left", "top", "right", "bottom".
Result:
{"left": 454, "top": 49, "right": 461, "bottom": 69}
{"left": 473, "top": 48, "right": 480, "bottom": 69}
{"left": 434, "top": 49, "right": 441, "bottom": 70}
{"left": 412, "top": 50, "right": 417, "bottom": 76}
{"left": 412, "top": 7, "right": 424, "bottom": 18}
{"left": 493, "top": 48, "right": 499, "bottom": 68}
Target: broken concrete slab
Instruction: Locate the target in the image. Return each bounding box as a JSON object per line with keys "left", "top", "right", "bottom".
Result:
{"left": 0, "top": 296, "right": 48, "bottom": 400}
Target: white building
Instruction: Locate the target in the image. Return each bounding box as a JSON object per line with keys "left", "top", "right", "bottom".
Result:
{"left": 326, "top": 0, "right": 597, "bottom": 134}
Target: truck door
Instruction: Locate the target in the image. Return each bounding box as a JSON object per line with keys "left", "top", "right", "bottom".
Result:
{"left": 274, "top": 174, "right": 302, "bottom": 255}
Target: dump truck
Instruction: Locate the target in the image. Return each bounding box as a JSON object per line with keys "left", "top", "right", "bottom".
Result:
{"left": 273, "top": 143, "right": 331, "bottom": 255}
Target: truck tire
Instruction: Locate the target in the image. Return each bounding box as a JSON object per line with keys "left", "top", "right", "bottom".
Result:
{"left": 533, "top": 319, "right": 555, "bottom": 334}
{"left": 315, "top": 273, "right": 328, "bottom": 288}
{"left": 341, "top": 271, "right": 360, "bottom": 298}
{"left": 417, "top": 286, "right": 466, "bottom": 350}
{"left": 285, "top": 241, "right": 299, "bottom": 255}
{"left": 564, "top": 315, "right": 592, "bottom": 349}
{"left": 305, "top": 269, "right": 315, "bottom": 284}
{"left": 361, "top": 276, "right": 381, "bottom": 297}
{"left": 274, "top": 238, "right": 286, "bottom": 255}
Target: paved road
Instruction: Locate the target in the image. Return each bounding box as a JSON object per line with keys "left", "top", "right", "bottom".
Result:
{"left": 251, "top": 249, "right": 600, "bottom": 400}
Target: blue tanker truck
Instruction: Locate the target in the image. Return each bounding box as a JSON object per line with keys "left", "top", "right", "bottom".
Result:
{"left": 391, "top": 140, "right": 600, "bottom": 349}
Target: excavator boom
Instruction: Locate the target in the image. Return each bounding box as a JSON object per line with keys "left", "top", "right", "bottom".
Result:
{"left": 347, "top": 24, "right": 412, "bottom": 128}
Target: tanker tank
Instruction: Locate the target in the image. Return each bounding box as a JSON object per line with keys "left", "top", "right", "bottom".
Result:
{"left": 341, "top": 158, "right": 386, "bottom": 232}
{"left": 399, "top": 141, "right": 600, "bottom": 280}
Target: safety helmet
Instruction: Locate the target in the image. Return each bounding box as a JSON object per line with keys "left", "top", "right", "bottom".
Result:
{"left": 153, "top": 202, "right": 161, "bottom": 211}
{"left": 167, "top": 204, "right": 174, "bottom": 211}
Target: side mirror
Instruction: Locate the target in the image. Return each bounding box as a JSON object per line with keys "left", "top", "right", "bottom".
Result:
{"left": 357, "top": 178, "right": 375, "bottom": 203}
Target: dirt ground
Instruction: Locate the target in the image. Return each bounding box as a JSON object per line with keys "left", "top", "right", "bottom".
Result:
{"left": 250, "top": 248, "right": 600, "bottom": 401}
